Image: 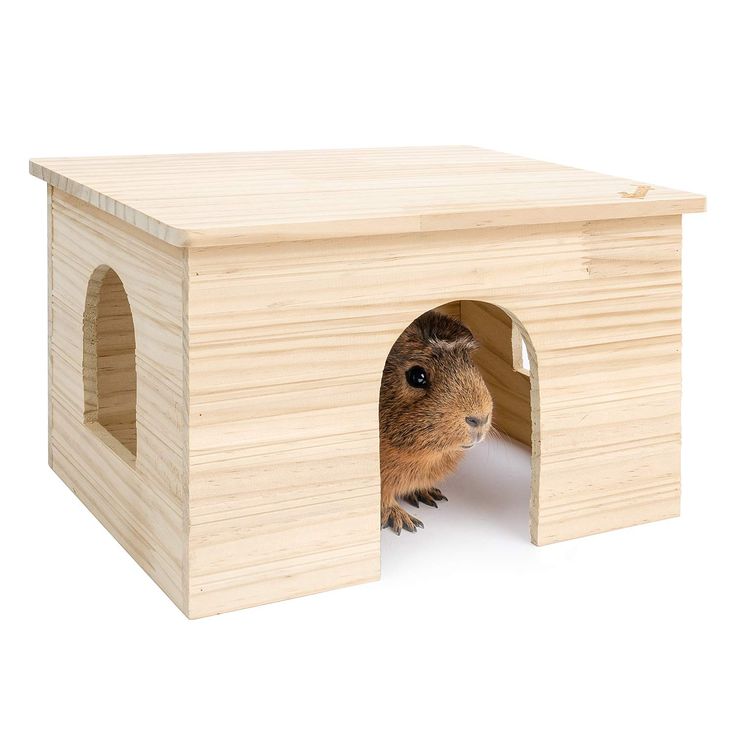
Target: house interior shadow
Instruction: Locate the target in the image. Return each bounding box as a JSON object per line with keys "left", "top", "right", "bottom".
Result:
{"left": 380, "top": 433, "right": 532, "bottom": 575}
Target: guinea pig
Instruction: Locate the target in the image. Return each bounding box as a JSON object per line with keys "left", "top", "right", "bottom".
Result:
{"left": 379, "top": 309, "right": 494, "bottom": 534}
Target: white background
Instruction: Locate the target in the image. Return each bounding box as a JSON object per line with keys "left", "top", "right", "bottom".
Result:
{"left": 1, "top": 1, "right": 734, "bottom": 734}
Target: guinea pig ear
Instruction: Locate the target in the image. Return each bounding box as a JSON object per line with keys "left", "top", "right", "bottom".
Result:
{"left": 455, "top": 330, "right": 481, "bottom": 353}
{"left": 463, "top": 333, "right": 481, "bottom": 352}
{"left": 451, "top": 320, "right": 481, "bottom": 352}
{"left": 418, "top": 310, "right": 481, "bottom": 352}
{"left": 428, "top": 329, "right": 480, "bottom": 353}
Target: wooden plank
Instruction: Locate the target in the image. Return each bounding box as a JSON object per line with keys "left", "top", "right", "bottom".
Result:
{"left": 32, "top": 146, "right": 697, "bottom": 617}
{"left": 185, "top": 213, "right": 683, "bottom": 615}
{"left": 460, "top": 300, "right": 532, "bottom": 446}
{"left": 49, "top": 191, "right": 188, "bottom": 613}
{"left": 29, "top": 148, "right": 704, "bottom": 247}
{"left": 47, "top": 185, "right": 54, "bottom": 466}
{"left": 434, "top": 300, "right": 461, "bottom": 321}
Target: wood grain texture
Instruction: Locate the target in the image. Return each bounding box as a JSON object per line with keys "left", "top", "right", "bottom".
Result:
{"left": 434, "top": 300, "right": 461, "bottom": 321}
{"left": 34, "top": 148, "right": 701, "bottom": 618}
{"left": 48, "top": 190, "right": 188, "bottom": 613}
{"left": 185, "top": 214, "right": 682, "bottom": 614}
{"left": 30, "top": 147, "right": 704, "bottom": 247}
{"left": 47, "top": 185, "right": 54, "bottom": 466}
{"left": 461, "top": 300, "right": 532, "bottom": 446}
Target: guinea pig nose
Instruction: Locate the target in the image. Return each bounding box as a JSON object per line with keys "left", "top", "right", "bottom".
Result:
{"left": 465, "top": 414, "right": 488, "bottom": 428}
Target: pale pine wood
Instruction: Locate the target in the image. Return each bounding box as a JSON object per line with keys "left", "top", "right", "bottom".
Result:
{"left": 47, "top": 185, "right": 54, "bottom": 466}
{"left": 48, "top": 190, "right": 188, "bottom": 613}
{"left": 31, "top": 148, "right": 703, "bottom": 617}
{"left": 460, "top": 300, "right": 532, "bottom": 446}
{"left": 30, "top": 147, "right": 704, "bottom": 247}
{"left": 185, "top": 214, "right": 683, "bottom": 613}
{"left": 434, "top": 300, "right": 461, "bottom": 321}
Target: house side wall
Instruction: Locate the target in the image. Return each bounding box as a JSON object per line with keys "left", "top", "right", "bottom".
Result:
{"left": 49, "top": 190, "right": 188, "bottom": 612}
{"left": 186, "top": 215, "right": 681, "bottom": 616}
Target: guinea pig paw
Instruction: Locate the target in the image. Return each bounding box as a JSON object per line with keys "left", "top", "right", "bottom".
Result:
{"left": 382, "top": 505, "right": 424, "bottom": 535}
{"left": 404, "top": 488, "right": 447, "bottom": 508}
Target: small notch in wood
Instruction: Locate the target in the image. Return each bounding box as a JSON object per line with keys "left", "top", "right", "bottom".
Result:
{"left": 618, "top": 185, "right": 653, "bottom": 199}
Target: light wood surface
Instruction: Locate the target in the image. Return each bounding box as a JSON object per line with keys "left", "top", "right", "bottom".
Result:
{"left": 185, "top": 214, "right": 682, "bottom": 613}
{"left": 48, "top": 190, "right": 188, "bottom": 613}
{"left": 30, "top": 147, "right": 704, "bottom": 247}
{"left": 35, "top": 148, "right": 701, "bottom": 617}
{"left": 461, "top": 300, "right": 532, "bottom": 447}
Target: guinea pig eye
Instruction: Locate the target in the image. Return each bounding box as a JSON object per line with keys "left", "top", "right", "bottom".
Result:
{"left": 405, "top": 365, "right": 429, "bottom": 389}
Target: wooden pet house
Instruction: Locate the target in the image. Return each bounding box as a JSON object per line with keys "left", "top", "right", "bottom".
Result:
{"left": 30, "top": 147, "right": 705, "bottom": 617}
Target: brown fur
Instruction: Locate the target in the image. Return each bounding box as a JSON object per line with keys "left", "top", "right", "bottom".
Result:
{"left": 379, "top": 310, "right": 493, "bottom": 533}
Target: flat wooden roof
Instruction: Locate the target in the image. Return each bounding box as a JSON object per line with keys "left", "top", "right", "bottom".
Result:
{"left": 30, "top": 146, "right": 705, "bottom": 247}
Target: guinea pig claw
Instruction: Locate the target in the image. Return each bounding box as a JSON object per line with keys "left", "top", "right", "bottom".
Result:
{"left": 382, "top": 505, "right": 423, "bottom": 535}
{"left": 429, "top": 488, "right": 448, "bottom": 503}
{"left": 405, "top": 489, "right": 445, "bottom": 508}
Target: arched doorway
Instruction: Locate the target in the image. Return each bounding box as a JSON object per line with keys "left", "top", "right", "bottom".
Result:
{"left": 379, "top": 299, "right": 538, "bottom": 542}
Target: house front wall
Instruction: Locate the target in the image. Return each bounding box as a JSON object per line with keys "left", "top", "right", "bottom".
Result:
{"left": 186, "top": 214, "right": 682, "bottom": 616}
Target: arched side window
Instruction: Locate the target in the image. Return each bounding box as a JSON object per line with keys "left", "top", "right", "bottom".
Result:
{"left": 82, "top": 266, "right": 137, "bottom": 457}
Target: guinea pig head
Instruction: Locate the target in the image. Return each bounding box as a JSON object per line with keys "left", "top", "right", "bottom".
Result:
{"left": 380, "top": 310, "right": 494, "bottom": 454}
